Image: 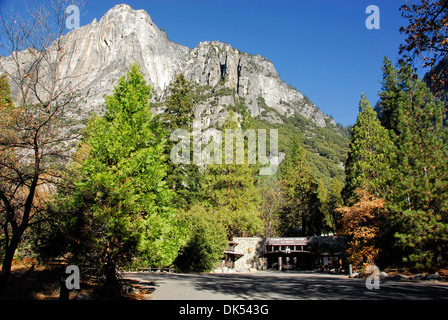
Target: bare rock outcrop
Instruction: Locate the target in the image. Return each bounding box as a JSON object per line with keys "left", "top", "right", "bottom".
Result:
{"left": 1, "top": 3, "right": 335, "bottom": 130}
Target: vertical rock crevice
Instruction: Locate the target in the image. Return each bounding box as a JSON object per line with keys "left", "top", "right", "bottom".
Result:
{"left": 220, "top": 56, "right": 227, "bottom": 83}
{"left": 236, "top": 57, "right": 242, "bottom": 95}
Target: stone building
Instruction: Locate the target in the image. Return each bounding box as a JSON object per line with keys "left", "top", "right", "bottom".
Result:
{"left": 222, "top": 237, "right": 265, "bottom": 272}
{"left": 218, "top": 235, "right": 347, "bottom": 273}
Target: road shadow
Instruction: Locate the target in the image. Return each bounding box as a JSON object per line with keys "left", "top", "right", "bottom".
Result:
{"left": 130, "top": 271, "right": 448, "bottom": 300}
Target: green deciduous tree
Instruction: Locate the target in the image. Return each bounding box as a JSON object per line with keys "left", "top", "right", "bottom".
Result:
{"left": 0, "top": 75, "right": 13, "bottom": 109}
{"left": 316, "top": 179, "right": 332, "bottom": 234}
{"left": 258, "top": 175, "right": 284, "bottom": 238}
{"left": 174, "top": 203, "right": 228, "bottom": 273}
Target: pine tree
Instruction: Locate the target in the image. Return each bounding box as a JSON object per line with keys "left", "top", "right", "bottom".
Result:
{"left": 327, "top": 177, "right": 344, "bottom": 233}
{"left": 164, "top": 73, "right": 194, "bottom": 130}
{"left": 339, "top": 93, "right": 395, "bottom": 269}
{"left": 202, "top": 111, "right": 263, "bottom": 238}
{"left": 163, "top": 73, "right": 202, "bottom": 208}
{"left": 384, "top": 62, "right": 448, "bottom": 269}
{"left": 343, "top": 93, "right": 396, "bottom": 204}
{"left": 279, "top": 138, "right": 324, "bottom": 236}
{"left": 378, "top": 57, "right": 401, "bottom": 134}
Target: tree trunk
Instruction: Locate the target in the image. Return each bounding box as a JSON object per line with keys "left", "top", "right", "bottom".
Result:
{"left": 0, "top": 234, "right": 22, "bottom": 288}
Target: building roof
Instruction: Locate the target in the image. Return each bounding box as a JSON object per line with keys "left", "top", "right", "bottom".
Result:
{"left": 224, "top": 251, "right": 244, "bottom": 257}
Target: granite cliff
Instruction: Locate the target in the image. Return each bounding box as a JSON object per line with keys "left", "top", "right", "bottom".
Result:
{"left": 2, "top": 4, "right": 334, "bottom": 129}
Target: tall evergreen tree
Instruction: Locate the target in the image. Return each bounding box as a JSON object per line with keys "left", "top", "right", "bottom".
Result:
{"left": 343, "top": 93, "right": 396, "bottom": 204}
{"left": 339, "top": 94, "right": 396, "bottom": 269}
{"left": 202, "top": 111, "right": 263, "bottom": 238}
{"left": 280, "top": 138, "right": 324, "bottom": 236}
{"left": 163, "top": 73, "right": 202, "bottom": 208}
{"left": 164, "top": 73, "right": 194, "bottom": 130}
{"left": 326, "top": 177, "right": 344, "bottom": 233}
{"left": 378, "top": 57, "right": 402, "bottom": 134}
{"left": 382, "top": 61, "right": 448, "bottom": 269}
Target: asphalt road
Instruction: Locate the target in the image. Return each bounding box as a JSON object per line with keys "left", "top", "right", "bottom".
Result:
{"left": 123, "top": 271, "right": 448, "bottom": 300}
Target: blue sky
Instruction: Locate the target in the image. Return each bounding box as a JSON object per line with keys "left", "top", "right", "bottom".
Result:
{"left": 0, "top": 0, "right": 408, "bottom": 126}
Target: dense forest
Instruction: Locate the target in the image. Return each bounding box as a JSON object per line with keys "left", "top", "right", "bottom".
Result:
{"left": 0, "top": 0, "right": 447, "bottom": 292}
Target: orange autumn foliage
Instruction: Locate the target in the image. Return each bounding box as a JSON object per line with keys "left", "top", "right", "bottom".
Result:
{"left": 336, "top": 189, "right": 385, "bottom": 271}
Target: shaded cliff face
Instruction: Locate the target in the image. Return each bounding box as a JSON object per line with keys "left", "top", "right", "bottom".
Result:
{"left": 1, "top": 3, "right": 334, "bottom": 129}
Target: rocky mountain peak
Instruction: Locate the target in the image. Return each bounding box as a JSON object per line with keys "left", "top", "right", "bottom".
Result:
{"left": 1, "top": 4, "right": 335, "bottom": 129}
{"left": 98, "top": 3, "right": 158, "bottom": 36}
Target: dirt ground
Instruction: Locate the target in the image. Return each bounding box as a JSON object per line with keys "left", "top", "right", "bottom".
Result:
{"left": 0, "top": 264, "right": 151, "bottom": 300}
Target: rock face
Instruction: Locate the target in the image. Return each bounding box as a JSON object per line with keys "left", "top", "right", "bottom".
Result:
{"left": 1, "top": 3, "right": 334, "bottom": 129}
{"left": 183, "top": 40, "right": 331, "bottom": 127}
{"left": 55, "top": 4, "right": 189, "bottom": 112}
